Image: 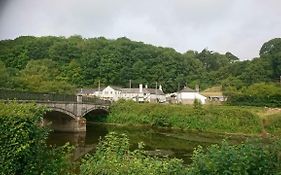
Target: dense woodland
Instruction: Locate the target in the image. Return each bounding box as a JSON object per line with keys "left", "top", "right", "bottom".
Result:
{"left": 0, "top": 35, "right": 280, "bottom": 94}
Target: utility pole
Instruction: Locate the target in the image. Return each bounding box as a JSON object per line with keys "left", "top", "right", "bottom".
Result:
{"left": 129, "top": 80, "right": 132, "bottom": 88}
{"left": 177, "top": 82, "right": 180, "bottom": 104}
{"left": 98, "top": 80, "right": 101, "bottom": 97}
{"left": 155, "top": 82, "right": 158, "bottom": 103}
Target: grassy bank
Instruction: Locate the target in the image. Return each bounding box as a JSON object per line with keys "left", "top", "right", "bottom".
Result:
{"left": 105, "top": 100, "right": 263, "bottom": 135}
{"left": 262, "top": 109, "right": 281, "bottom": 135}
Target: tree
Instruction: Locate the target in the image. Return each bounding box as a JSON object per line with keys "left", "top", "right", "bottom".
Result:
{"left": 0, "top": 61, "right": 9, "bottom": 88}
{"left": 239, "top": 58, "right": 273, "bottom": 85}
{"left": 49, "top": 39, "right": 82, "bottom": 64}
{"left": 19, "top": 59, "right": 74, "bottom": 93}
{"left": 0, "top": 35, "right": 280, "bottom": 93}
{"left": 59, "top": 60, "right": 83, "bottom": 86}
{"left": 260, "top": 38, "right": 281, "bottom": 80}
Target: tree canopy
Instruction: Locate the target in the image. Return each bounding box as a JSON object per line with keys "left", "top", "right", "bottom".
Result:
{"left": 0, "top": 36, "right": 280, "bottom": 93}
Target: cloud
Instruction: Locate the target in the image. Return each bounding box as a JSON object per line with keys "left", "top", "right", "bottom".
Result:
{"left": 0, "top": 0, "right": 281, "bottom": 60}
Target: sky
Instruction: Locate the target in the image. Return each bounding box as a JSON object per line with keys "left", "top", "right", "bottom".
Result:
{"left": 0, "top": 0, "right": 280, "bottom": 60}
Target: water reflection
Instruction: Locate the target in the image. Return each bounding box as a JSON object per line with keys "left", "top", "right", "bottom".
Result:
{"left": 48, "top": 123, "right": 244, "bottom": 163}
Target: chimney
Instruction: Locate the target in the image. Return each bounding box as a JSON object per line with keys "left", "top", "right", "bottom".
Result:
{"left": 159, "top": 84, "right": 163, "bottom": 91}
{"left": 195, "top": 84, "right": 199, "bottom": 92}
{"left": 139, "top": 84, "right": 143, "bottom": 93}
{"left": 145, "top": 84, "right": 148, "bottom": 89}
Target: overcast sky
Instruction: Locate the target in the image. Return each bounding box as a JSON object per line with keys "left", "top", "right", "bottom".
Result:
{"left": 0, "top": 0, "right": 280, "bottom": 60}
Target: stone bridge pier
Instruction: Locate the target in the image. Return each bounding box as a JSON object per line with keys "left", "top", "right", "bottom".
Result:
{"left": 40, "top": 101, "right": 109, "bottom": 132}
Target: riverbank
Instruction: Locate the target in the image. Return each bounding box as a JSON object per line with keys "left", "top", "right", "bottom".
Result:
{"left": 91, "top": 100, "right": 281, "bottom": 137}
{"left": 2, "top": 102, "right": 281, "bottom": 174}
{"left": 88, "top": 121, "right": 258, "bottom": 143}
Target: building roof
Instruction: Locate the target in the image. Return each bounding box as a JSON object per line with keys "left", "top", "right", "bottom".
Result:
{"left": 121, "top": 88, "right": 141, "bottom": 93}
{"left": 77, "top": 88, "right": 104, "bottom": 94}
{"left": 201, "top": 86, "right": 223, "bottom": 97}
{"left": 180, "top": 86, "right": 197, "bottom": 93}
{"left": 146, "top": 88, "right": 165, "bottom": 95}
{"left": 78, "top": 85, "right": 165, "bottom": 95}
{"left": 201, "top": 92, "right": 223, "bottom": 97}
{"left": 121, "top": 88, "right": 165, "bottom": 95}
{"left": 107, "top": 86, "right": 122, "bottom": 91}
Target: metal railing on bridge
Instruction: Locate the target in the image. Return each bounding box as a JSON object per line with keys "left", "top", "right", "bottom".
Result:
{"left": 0, "top": 89, "right": 111, "bottom": 105}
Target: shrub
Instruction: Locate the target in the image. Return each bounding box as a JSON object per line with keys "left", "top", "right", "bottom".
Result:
{"left": 79, "top": 132, "right": 187, "bottom": 175}
{"left": 80, "top": 132, "right": 281, "bottom": 175}
{"left": 187, "top": 139, "right": 281, "bottom": 175}
{"left": 193, "top": 99, "right": 202, "bottom": 110}
{"left": 107, "top": 101, "right": 262, "bottom": 134}
{"left": 0, "top": 102, "right": 72, "bottom": 175}
{"left": 226, "top": 83, "right": 281, "bottom": 107}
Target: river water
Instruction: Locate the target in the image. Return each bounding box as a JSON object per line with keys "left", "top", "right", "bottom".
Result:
{"left": 47, "top": 123, "right": 244, "bottom": 164}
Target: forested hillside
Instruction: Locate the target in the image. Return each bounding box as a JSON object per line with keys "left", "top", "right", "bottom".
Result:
{"left": 0, "top": 35, "right": 280, "bottom": 93}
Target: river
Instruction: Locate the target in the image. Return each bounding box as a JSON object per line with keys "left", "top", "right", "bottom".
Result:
{"left": 47, "top": 123, "right": 245, "bottom": 164}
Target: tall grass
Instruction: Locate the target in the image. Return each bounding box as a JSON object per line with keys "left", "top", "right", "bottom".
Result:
{"left": 264, "top": 112, "right": 281, "bottom": 135}
{"left": 106, "top": 100, "right": 262, "bottom": 135}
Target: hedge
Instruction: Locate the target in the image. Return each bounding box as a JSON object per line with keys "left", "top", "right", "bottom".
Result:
{"left": 0, "top": 102, "right": 72, "bottom": 175}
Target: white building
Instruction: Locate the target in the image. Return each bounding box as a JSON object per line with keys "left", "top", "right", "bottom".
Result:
{"left": 121, "top": 84, "right": 166, "bottom": 103}
{"left": 97, "top": 86, "right": 121, "bottom": 101}
{"left": 201, "top": 86, "right": 227, "bottom": 102}
{"left": 121, "top": 85, "right": 144, "bottom": 102}
{"left": 78, "top": 84, "right": 166, "bottom": 103}
{"left": 144, "top": 85, "right": 166, "bottom": 103}
{"left": 173, "top": 86, "right": 207, "bottom": 104}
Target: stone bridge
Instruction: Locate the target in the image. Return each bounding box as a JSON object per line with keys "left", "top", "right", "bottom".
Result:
{"left": 41, "top": 101, "right": 110, "bottom": 132}
{"left": 0, "top": 90, "right": 111, "bottom": 132}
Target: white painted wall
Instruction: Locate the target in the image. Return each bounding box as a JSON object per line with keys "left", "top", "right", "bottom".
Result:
{"left": 121, "top": 92, "right": 139, "bottom": 100}
{"left": 178, "top": 92, "right": 207, "bottom": 104}
{"left": 148, "top": 94, "right": 166, "bottom": 103}
{"left": 101, "top": 86, "right": 121, "bottom": 101}
{"left": 92, "top": 85, "right": 167, "bottom": 103}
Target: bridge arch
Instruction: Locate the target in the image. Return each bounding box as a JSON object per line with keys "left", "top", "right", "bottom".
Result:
{"left": 47, "top": 107, "right": 77, "bottom": 119}
{"left": 43, "top": 107, "right": 81, "bottom": 132}
{"left": 82, "top": 105, "right": 109, "bottom": 123}
{"left": 81, "top": 105, "right": 109, "bottom": 118}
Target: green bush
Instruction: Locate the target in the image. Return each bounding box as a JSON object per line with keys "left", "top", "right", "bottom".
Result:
{"left": 188, "top": 139, "right": 281, "bottom": 175}
{"left": 0, "top": 102, "right": 72, "bottom": 175}
{"left": 226, "top": 83, "right": 281, "bottom": 107}
{"left": 80, "top": 132, "right": 281, "bottom": 175}
{"left": 193, "top": 99, "right": 203, "bottom": 110}
{"left": 107, "top": 100, "right": 262, "bottom": 134}
{"left": 227, "top": 94, "right": 281, "bottom": 107}
{"left": 79, "top": 132, "right": 187, "bottom": 175}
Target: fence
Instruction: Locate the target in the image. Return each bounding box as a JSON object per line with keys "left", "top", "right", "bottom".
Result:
{"left": 0, "top": 89, "right": 111, "bottom": 105}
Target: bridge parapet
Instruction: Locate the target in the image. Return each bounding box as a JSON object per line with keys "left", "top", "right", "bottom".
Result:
{"left": 0, "top": 89, "right": 111, "bottom": 105}
{"left": 0, "top": 89, "right": 111, "bottom": 132}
